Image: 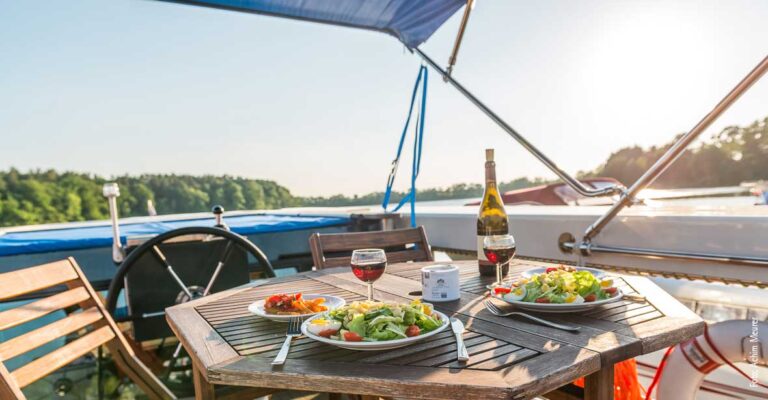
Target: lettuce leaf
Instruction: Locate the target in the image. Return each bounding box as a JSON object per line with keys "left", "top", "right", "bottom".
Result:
{"left": 346, "top": 314, "right": 367, "bottom": 337}
{"left": 368, "top": 325, "right": 399, "bottom": 341}
{"left": 368, "top": 315, "right": 403, "bottom": 331}
{"left": 415, "top": 314, "right": 441, "bottom": 332}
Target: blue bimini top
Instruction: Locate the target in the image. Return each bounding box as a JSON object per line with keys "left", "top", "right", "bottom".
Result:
{"left": 0, "top": 214, "right": 350, "bottom": 257}
{"left": 162, "top": 0, "right": 466, "bottom": 48}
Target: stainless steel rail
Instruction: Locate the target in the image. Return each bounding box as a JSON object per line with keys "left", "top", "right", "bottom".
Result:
{"left": 582, "top": 55, "right": 768, "bottom": 242}
{"left": 414, "top": 48, "right": 625, "bottom": 198}
{"left": 103, "top": 182, "right": 125, "bottom": 263}
{"left": 562, "top": 241, "right": 768, "bottom": 267}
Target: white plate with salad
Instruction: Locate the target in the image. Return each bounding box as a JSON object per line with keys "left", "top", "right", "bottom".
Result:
{"left": 520, "top": 265, "right": 606, "bottom": 279}
{"left": 301, "top": 300, "right": 450, "bottom": 351}
{"left": 492, "top": 265, "right": 622, "bottom": 313}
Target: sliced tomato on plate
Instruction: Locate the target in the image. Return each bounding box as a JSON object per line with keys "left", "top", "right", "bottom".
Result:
{"left": 343, "top": 331, "right": 363, "bottom": 342}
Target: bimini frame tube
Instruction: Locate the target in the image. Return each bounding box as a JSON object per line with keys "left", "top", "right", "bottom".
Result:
{"left": 414, "top": 47, "right": 625, "bottom": 198}
{"left": 582, "top": 54, "right": 768, "bottom": 243}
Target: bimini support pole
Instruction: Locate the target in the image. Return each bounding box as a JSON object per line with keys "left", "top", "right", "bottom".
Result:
{"left": 444, "top": 0, "right": 476, "bottom": 80}
{"left": 414, "top": 47, "right": 624, "bottom": 198}
{"left": 581, "top": 54, "right": 768, "bottom": 244}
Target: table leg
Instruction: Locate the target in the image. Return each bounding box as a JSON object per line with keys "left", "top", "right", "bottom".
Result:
{"left": 584, "top": 365, "right": 614, "bottom": 400}
{"left": 193, "top": 364, "right": 216, "bottom": 400}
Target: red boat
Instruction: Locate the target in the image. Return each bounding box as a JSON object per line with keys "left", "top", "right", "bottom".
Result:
{"left": 466, "top": 177, "right": 622, "bottom": 206}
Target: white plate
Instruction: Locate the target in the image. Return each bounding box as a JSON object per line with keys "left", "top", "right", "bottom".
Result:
{"left": 520, "top": 266, "right": 607, "bottom": 279}
{"left": 492, "top": 289, "right": 624, "bottom": 313}
{"left": 248, "top": 294, "right": 346, "bottom": 322}
{"left": 301, "top": 310, "right": 450, "bottom": 351}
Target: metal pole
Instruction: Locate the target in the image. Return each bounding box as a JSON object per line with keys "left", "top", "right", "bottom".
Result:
{"left": 445, "top": 0, "right": 475, "bottom": 80}
{"left": 575, "top": 242, "right": 768, "bottom": 266}
{"left": 582, "top": 55, "right": 768, "bottom": 242}
{"left": 414, "top": 47, "right": 624, "bottom": 198}
{"left": 103, "top": 183, "right": 125, "bottom": 263}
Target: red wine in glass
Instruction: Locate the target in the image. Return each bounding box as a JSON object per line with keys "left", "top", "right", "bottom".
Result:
{"left": 350, "top": 249, "right": 387, "bottom": 300}
{"left": 483, "top": 234, "right": 516, "bottom": 287}
{"left": 483, "top": 246, "right": 517, "bottom": 265}
{"left": 351, "top": 261, "right": 386, "bottom": 283}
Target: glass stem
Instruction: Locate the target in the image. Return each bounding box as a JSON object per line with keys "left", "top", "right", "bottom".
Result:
{"left": 367, "top": 282, "right": 373, "bottom": 301}
{"left": 496, "top": 262, "right": 502, "bottom": 286}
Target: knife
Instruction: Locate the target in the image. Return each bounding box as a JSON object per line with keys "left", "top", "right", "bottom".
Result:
{"left": 451, "top": 318, "right": 469, "bottom": 362}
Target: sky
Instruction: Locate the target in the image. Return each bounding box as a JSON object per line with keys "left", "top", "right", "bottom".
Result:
{"left": 1, "top": 0, "right": 767, "bottom": 197}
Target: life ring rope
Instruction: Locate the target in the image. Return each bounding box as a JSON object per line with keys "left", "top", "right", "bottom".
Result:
{"left": 702, "top": 324, "right": 768, "bottom": 390}
{"left": 644, "top": 345, "right": 675, "bottom": 400}
{"left": 647, "top": 323, "right": 767, "bottom": 400}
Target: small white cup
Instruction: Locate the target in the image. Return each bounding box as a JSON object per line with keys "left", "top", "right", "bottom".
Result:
{"left": 421, "top": 264, "right": 460, "bottom": 302}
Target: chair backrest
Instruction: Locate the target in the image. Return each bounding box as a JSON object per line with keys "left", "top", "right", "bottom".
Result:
{"left": 309, "top": 226, "right": 433, "bottom": 269}
{"left": 0, "top": 258, "right": 175, "bottom": 400}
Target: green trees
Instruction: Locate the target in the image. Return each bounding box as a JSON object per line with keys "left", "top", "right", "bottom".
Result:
{"left": 584, "top": 117, "right": 768, "bottom": 188}
{"left": 0, "top": 171, "right": 299, "bottom": 227}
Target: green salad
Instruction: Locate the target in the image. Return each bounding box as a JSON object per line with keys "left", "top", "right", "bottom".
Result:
{"left": 494, "top": 265, "right": 619, "bottom": 304}
{"left": 305, "top": 300, "right": 443, "bottom": 342}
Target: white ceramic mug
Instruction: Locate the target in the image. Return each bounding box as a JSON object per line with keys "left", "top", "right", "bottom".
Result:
{"left": 421, "top": 264, "right": 460, "bottom": 302}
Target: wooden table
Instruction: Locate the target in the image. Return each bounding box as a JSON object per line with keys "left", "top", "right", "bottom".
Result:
{"left": 166, "top": 260, "right": 704, "bottom": 400}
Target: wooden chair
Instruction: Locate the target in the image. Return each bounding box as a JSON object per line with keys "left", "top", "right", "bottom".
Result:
{"left": 0, "top": 257, "right": 175, "bottom": 400}
{"left": 309, "top": 226, "right": 433, "bottom": 269}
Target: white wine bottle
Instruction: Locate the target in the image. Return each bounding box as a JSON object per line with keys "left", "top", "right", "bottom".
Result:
{"left": 477, "top": 149, "right": 509, "bottom": 276}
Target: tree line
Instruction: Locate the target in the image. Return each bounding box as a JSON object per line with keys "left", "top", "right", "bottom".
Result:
{"left": 0, "top": 117, "right": 766, "bottom": 227}
{"left": 583, "top": 117, "right": 768, "bottom": 187}
{"left": 0, "top": 172, "right": 298, "bottom": 227}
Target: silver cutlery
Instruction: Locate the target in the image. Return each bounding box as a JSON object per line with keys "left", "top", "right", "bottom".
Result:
{"left": 451, "top": 318, "right": 470, "bottom": 362}
{"left": 623, "top": 293, "right": 647, "bottom": 303}
{"left": 272, "top": 316, "right": 302, "bottom": 365}
{"left": 483, "top": 300, "right": 580, "bottom": 332}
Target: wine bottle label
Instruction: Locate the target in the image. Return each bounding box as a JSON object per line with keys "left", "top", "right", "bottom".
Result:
{"left": 477, "top": 236, "right": 489, "bottom": 262}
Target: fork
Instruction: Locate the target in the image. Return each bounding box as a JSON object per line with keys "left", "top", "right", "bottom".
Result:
{"left": 483, "top": 300, "right": 580, "bottom": 332}
{"left": 272, "top": 317, "right": 302, "bottom": 365}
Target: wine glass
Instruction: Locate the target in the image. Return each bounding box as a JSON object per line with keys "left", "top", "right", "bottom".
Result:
{"left": 483, "top": 234, "right": 516, "bottom": 288}
{"left": 350, "top": 249, "right": 387, "bottom": 301}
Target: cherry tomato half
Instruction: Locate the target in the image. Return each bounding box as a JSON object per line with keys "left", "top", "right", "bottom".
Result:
{"left": 318, "top": 329, "right": 339, "bottom": 338}
{"left": 343, "top": 332, "right": 363, "bottom": 342}
{"left": 405, "top": 325, "right": 420, "bottom": 337}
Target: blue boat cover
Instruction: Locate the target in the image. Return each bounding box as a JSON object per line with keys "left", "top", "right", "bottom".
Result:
{"left": 165, "top": 0, "right": 466, "bottom": 48}
{"left": 0, "top": 214, "right": 349, "bottom": 257}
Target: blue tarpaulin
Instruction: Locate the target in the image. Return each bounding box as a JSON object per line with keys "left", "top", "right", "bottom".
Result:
{"left": 162, "top": 0, "right": 466, "bottom": 48}
{"left": 0, "top": 214, "right": 350, "bottom": 257}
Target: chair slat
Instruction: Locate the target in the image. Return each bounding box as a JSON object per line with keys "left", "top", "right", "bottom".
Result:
{"left": 310, "top": 227, "right": 433, "bottom": 270}
{"left": 0, "top": 260, "right": 79, "bottom": 301}
{"left": 321, "top": 249, "right": 428, "bottom": 268}
{"left": 386, "top": 249, "right": 430, "bottom": 264}
{"left": 11, "top": 325, "right": 114, "bottom": 388}
{"left": 0, "top": 307, "right": 103, "bottom": 362}
{"left": 0, "top": 287, "right": 90, "bottom": 331}
{"left": 318, "top": 229, "right": 425, "bottom": 252}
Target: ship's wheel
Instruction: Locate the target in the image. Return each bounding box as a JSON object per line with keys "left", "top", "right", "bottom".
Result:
{"left": 104, "top": 207, "right": 275, "bottom": 389}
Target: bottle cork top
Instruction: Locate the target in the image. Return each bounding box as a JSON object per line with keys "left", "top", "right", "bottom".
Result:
{"left": 485, "top": 148, "right": 494, "bottom": 162}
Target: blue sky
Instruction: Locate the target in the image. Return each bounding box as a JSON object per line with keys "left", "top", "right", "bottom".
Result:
{"left": 1, "top": 0, "right": 767, "bottom": 196}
